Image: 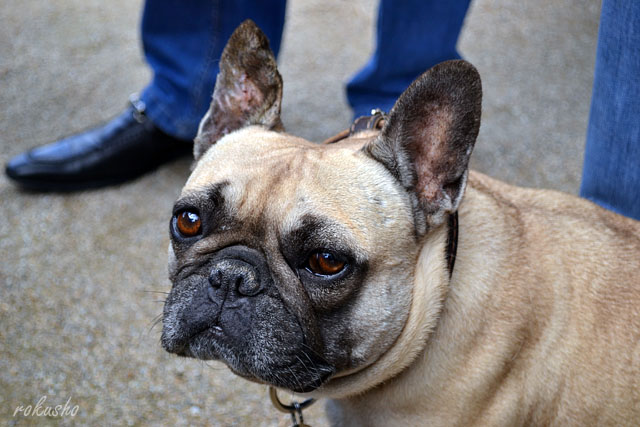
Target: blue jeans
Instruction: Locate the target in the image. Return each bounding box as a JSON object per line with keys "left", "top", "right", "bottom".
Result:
{"left": 138, "top": 0, "right": 471, "bottom": 139}
{"left": 139, "top": 0, "right": 287, "bottom": 140}
{"left": 346, "top": 0, "right": 471, "bottom": 117}
{"left": 580, "top": 0, "right": 640, "bottom": 220}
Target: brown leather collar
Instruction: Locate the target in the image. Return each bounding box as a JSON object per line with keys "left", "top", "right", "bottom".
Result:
{"left": 321, "top": 110, "right": 459, "bottom": 279}
{"left": 321, "top": 109, "right": 387, "bottom": 145}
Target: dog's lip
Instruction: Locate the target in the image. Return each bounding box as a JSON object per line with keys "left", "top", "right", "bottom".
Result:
{"left": 185, "top": 326, "right": 228, "bottom": 359}
{"left": 328, "top": 354, "right": 382, "bottom": 381}
{"left": 190, "top": 324, "right": 224, "bottom": 342}
{"left": 165, "top": 324, "right": 225, "bottom": 357}
{"left": 169, "top": 324, "right": 335, "bottom": 392}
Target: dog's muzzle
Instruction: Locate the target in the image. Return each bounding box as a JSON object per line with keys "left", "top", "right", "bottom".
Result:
{"left": 161, "top": 245, "right": 273, "bottom": 355}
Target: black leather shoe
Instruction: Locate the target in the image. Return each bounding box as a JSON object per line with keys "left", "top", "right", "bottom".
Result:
{"left": 5, "top": 106, "right": 192, "bottom": 191}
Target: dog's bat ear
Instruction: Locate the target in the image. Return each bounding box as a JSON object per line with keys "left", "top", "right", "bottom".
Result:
{"left": 364, "top": 60, "right": 482, "bottom": 230}
{"left": 193, "top": 19, "right": 284, "bottom": 161}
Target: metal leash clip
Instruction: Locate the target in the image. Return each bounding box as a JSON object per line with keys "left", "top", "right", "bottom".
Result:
{"left": 269, "top": 386, "right": 315, "bottom": 427}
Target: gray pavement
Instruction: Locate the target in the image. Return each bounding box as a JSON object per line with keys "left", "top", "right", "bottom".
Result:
{"left": 0, "top": 0, "right": 600, "bottom": 425}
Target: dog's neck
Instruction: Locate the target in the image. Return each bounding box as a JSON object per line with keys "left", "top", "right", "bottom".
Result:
{"left": 321, "top": 172, "right": 538, "bottom": 424}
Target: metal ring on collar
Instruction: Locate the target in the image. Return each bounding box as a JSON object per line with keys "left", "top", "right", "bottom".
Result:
{"left": 268, "top": 386, "right": 316, "bottom": 414}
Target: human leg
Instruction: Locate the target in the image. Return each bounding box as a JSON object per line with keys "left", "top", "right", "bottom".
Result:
{"left": 580, "top": 0, "right": 640, "bottom": 220}
{"left": 140, "top": 0, "right": 287, "bottom": 140}
{"left": 346, "top": 0, "right": 472, "bottom": 117}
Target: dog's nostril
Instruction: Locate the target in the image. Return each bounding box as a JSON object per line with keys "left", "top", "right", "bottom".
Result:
{"left": 209, "top": 263, "right": 263, "bottom": 296}
{"left": 236, "top": 274, "right": 261, "bottom": 296}
{"left": 209, "top": 268, "right": 223, "bottom": 288}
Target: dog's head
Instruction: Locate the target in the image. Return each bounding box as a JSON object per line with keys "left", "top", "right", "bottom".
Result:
{"left": 161, "top": 20, "right": 481, "bottom": 395}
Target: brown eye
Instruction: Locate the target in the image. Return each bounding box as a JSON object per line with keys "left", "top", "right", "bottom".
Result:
{"left": 307, "top": 252, "right": 345, "bottom": 276}
{"left": 175, "top": 211, "right": 201, "bottom": 237}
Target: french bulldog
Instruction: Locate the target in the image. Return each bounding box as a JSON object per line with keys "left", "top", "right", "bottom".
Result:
{"left": 161, "top": 20, "right": 640, "bottom": 425}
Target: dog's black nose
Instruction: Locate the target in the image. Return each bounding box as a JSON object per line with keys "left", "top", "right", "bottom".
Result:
{"left": 208, "top": 259, "right": 263, "bottom": 296}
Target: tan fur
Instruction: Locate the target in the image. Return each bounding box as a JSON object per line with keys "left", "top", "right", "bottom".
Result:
{"left": 325, "top": 171, "right": 640, "bottom": 426}
{"left": 187, "top": 126, "right": 640, "bottom": 426}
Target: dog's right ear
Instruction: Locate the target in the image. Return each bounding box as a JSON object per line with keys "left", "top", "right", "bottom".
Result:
{"left": 193, "top": 19, "right": 284, "bottom": 161}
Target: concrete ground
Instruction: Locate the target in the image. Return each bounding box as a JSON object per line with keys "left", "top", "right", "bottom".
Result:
{"left": 0, "top": 0, "right": 600, "bottom": 425}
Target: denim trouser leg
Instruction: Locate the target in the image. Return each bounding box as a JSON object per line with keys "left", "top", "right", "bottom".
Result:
{"left": 139, "top": 0, "right": 287, "bottom": 141}
{"left": 346, "top": 0, "right": 472, "bottom": 117}
{"left": 580, "top": 0, "right": 640, "bottom": 220}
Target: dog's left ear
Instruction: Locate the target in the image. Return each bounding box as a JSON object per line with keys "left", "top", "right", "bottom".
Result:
{"left": 194, "top": 19, "right": 283, "bottom": 161}
{"left": 364, "top": 60, "right": 482, "bottom": 230}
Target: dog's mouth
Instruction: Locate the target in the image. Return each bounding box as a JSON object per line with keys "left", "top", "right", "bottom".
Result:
{"left": 163, "top": 326, "right": 224, "bottom": 358}
{"left": 161, "top": 295, "right": 336, "bottom": 393}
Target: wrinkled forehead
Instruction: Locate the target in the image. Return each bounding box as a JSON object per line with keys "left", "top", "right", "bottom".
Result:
{"left": 180, "top": 126, "right": 412, "bottom": 246}
{"left": 185, "top": 126, "right": 375, "bottom": 201}
{"left": 186, "top": 126, "right": 322, "bottom": 191}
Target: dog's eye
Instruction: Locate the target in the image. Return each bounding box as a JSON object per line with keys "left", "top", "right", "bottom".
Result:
{"left": 306, "top": 252, "right": 345, "bottom": 276}
{"left": 175, "top": 211, "right": 202, "bottom": 237}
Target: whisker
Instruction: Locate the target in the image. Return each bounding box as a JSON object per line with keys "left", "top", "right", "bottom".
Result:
{"left": 295, "top": 354, "right": 314, "bottom": 376}
{"left": 140, "top": 290, "right": 170, "bottom": 296}
{"left": 300, "top": 342, "right": 330, "bottom": 364}
{"left": 202, "top": 360, "right": 226, "bottom": 371}
{"left": 147, "top": 313, "right": 164, "bottom": 333}
{"left": 286, "top": 366, "right": 304, "bottom": 391}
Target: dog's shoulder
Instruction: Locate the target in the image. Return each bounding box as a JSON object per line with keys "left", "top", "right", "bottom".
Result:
{"left": 462, "top": 169, "right": 640, "bottom": 296}
{"left": 466, "top": 169, "right": 640, "bottom": 239}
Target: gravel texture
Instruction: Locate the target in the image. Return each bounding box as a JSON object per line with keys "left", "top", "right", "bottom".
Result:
{"left": 1, "top": 0, "right": 599, "bottom": 425}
